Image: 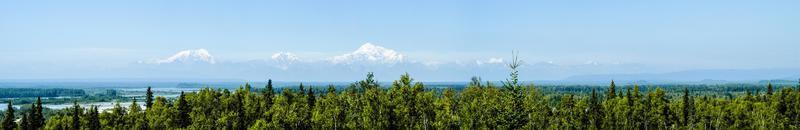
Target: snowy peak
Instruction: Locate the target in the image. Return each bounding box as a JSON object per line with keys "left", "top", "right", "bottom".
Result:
{"left": 476, "top": 58, "right": 504, "bottom": 65}
{"left": 152, "top": 49, "right": 216, "bottom": 64}
{"left": 271, "top": 52, "right": 299, "bottom": 70}
{"left": 271, "top": 52, "right": 300, "bottom": 63}
{"left": 331, "top": 43, "right": 405, "bottom": 64}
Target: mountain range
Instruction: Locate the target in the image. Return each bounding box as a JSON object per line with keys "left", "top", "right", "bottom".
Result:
{"left": 112, "top": 43, "right": 798, "bottom": 82}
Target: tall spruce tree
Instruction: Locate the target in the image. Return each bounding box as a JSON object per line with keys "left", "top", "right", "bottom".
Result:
{"left": 299, "top": 83, "right": 306, "bottom": 96}
{"left": 263, "top": 79, "right": 275, "bottom": 121}
{"left": 502, "top": 51, "right": 526, "bottom": 129}
{"left": 233, "top": 89, "right": 245, "bottom": 130}
{"left": 245, "top": 83, "right": 252, "bottom": 91}
{"left": 503, "top": 51, "right": 522, "bottom": 92}
{"left": 588, "top": 89, "right": 603, "bottom": 129}
{"left": 31, "top": 97, "right": 43, "bottom": 129}
{"left": 27, "top": 103, "right": 37, "bottom": 129}
{"left": 20, "top": 114, "right": 28, "bottom": 130}
{"left": 176, "top": 91, "right": 191, "bottom": 128}
{"left": 2, "top": 102, "right": 15, "bottom": 130}
{"left": 306, "top": 87, "right": 315, "bottom": 129}
{"left": 767, "top": 83, "right": 774, "bottom": 95}
{"left": 608, "top": 80, "right": 617, "bottom": 99}
{"left": 307, "top": 88, "right": 316, "bottom": 108}
{"left": 145, "top": 86, "right": 154, "bottom": 109}
{"left": 264, "top": 79, "right": 275, "bottom": 106}
{"left": 71, "top": 101, "right": 80, "bottom": 130}
{"left": 681, "top": 88, "right": 695, "bottom": 127}
{"left": 88, "top": 106, "right": 100, "bottom": 130}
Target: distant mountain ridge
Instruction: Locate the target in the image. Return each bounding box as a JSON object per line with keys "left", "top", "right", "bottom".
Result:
{"left": 140, "top": 49, "right": 216, "bottom": 64}
{"left": 7, "top": 43, "right": 795, "bottom": 82}
{"left": 565, "top": 68, "right": 800, "bottom": 81}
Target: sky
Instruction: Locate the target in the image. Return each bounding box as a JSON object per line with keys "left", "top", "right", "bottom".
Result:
{"left": 0, "top": 0, "right": 798, "bottom": 81}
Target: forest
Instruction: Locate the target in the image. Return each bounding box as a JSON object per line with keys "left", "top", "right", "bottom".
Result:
{"left": 0, "top": 88, "right": 84, "bottom": 98}
{"left": 2, "top": 59, "right": 800, "bottom": 130}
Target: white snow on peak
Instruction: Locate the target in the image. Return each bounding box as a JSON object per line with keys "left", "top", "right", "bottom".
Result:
{"left": 584, "top": 60, "right": 601, "bottom": 66}
{"left": 271, "top": 52, "right": 300, "bottom": 62}
{"left": 331, "top": 43, "right": 405, "bottom": 64}
{"left": 271, "top": 52, "right": 300, "bottom": 70}
{"left": 476, "top": 58, "right": 504, "bottom": 65}
{"left": 152, "top": 49, "right": 216, "bottom": 64}
{"left": 487, "top": 58, "right": 504, "bottom": 64}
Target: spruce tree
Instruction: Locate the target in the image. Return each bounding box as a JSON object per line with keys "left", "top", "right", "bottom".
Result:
{"left": 2, "top": 102, "right": 15, "bottom": 130}
{"left": 326, "top": 85, "right": 336, "bottom": 94}
{"left": 358, "top": 72, "right": 379, "bottom": 90}
{"left": 767, "top": 83, "right": 774, "bottom": 95}
{"left": 20, "top": 114, "right": 28, "bottom": 130}
{"left": 681, "top": 88, "right": 694, "bottom": 127}
{"left": 633, "top": 84, "right": 640, "bottom": 99}
{"left": 129, "top": 98, "right": 142, "bottom": 115}
{"left": 176, "top": 91, "right": 191, "bottom": 128}
{"left": 263, "top": 79, "right": 275, "bottom": 121}
{"left": 299, "top": 83, "right": 306, "bottom": 96}
{"left": 71, "top": 101, "right": 81, "bottom": 130}
{"left": 145, "top": 86, "right": 154, "bottom": 109}
{"left": 31, "top": 97, "right": 43, "bottom": 129}
{"left": 306, "top": 87, "right": 316, "bottom": 129}
{"left": 233, "top": 90, "right": 245, "bottom": 130}
{"left": 624, "top": 87, "right": 634, "bottom": 128}
{"left": 109, "top": 102, "right": 126, "bottom": 127}
{"left": 626, "top": 88, "right": 633, "bottom": 106}
{"left": 245, "top": 83, "right": 252, "bottom": 91}
{"left": 588, "top": 89, "right": 603, "bottom": 129}
{"left": 282, "top": 88, "right": 294, "bottom": 104}
{"left": 469, "top": 76, "right": 482, "bottom": 88}
{"left": 27, "top": 103, "right": 37, "bottom": 129}
{"left": 501, "top": 51, "right": 526, "bottom": 129}
{"left": 307, "top": 88, "right": 316, "bottom": 108}
{"left": 503, "top": 51, "right": 522, "bottom": 93}
{"left": 88, "top": 106, "right": 101, "bottom": 130}
{"left": 608, "top": 80, "right": 617, "bottom": 99}
{"left": 264, "top": 79, "right": 275, "bottom": 107}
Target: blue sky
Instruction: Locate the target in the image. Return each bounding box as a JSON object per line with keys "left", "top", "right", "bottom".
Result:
{"left": 0, "top": 0, "right": 798, "bottom": 80}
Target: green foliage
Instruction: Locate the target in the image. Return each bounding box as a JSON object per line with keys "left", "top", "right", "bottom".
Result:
{"left": 31, "top": 61, "right": 800, "bottom": 129}
{"left": 31, "top": 81, "right": 800, "bottom": 129}
{"left": 146, "top": 96, "right": 172, "bottom": 129}
{"left": 2, "top": 102, "right": 14, "bottom": 130}
{"left": 434, "top": 88, "right": 458, "bottom": 129}
{"left": 0, "top": 88, "right": 84, "bottom": 98}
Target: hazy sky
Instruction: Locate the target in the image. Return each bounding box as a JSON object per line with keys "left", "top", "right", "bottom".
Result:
{"left": 1, "top": 0, "right": 798, "bottom": 79}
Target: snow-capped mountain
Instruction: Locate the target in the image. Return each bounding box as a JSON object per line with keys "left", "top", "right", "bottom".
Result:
{"left": 331, "top": 43, "right": 405, "bottom": 64}
{"left": 117, "top": 44, "right": 724, "bottom": 81}
{"left": 271, "top": 52, "right": 300, "bottom": 70}
{"left": 146, "top": 49, "right": 216, "bottom": 64}
{"left": 271, "top": 52, "right": 300, "bottom": 63}
{"left": 476, "top": 58, "right": 504, "bottom": 65}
